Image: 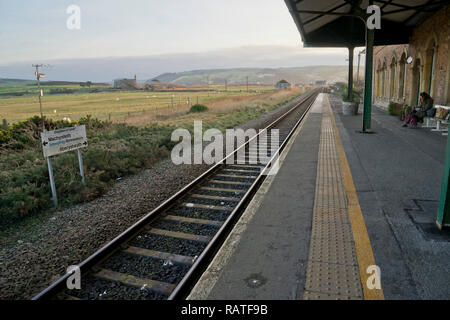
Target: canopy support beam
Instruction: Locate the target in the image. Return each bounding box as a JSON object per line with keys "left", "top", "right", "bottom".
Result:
{"left": 348, "top": 46, "right": 354, "bottom": 101}
{"left": 437, "top": 133, "right": 450, "bottom": 229}
{"left": 362, "top": 3, "right": 374, "bottom": 132}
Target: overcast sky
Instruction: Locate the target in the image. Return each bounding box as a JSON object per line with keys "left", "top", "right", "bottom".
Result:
{"left": 0, "top": 0, "right": 350, "bottom": 61}
{"left": 0, "top": 0, "right": 351, "bottom": 79}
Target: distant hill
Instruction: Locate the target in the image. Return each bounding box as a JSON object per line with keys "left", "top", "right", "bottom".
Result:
{"left": 0, "top": 78, "right": 110, "bottom": 87}
{"left": 1, "top": 65, "right": 351, "bottom": 89}
{"left": 0, "top": 78, "right": 36, "bottom": 86}
{"left": 0, "top": 45, "right": 351, "bottom": 82}
{"left": 151, "top": 66, "right": 350, "bottom": 85}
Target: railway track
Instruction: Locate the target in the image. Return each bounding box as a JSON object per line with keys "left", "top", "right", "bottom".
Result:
{"left": 33, "top": 88, "right": 320, "bottom": 300}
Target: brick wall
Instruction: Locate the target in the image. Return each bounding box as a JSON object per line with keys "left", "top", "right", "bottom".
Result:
{"left": 372, "top": 5, "right": 450, "bottom": 109}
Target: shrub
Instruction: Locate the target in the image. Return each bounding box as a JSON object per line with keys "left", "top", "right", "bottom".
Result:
{"left": 387, "top": 102, "right": 396, "bottom": 115}
{"left": 340, "top": 85, "right": 361, "bottom": 103}
{"left": 188, "top": 104, "right": 208, "bottom": 113}
{"left": 1, "top": 119, "right": 8, "bottom": 130}
{"left": 387, "top": 102, "right": 403, "bottom": 116}
{"left": 0, "top": 116, "right": 80, "bottom": 149}
{"left": 79, "top": 115, "right": 110, "bottom": 129}
{"left": 0, "top": 130, "right": 12, "bottom": 144}
{"left": 49, "top": 88, "right": 75, "bottom": 94}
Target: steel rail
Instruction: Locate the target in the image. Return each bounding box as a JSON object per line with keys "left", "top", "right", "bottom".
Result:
{"left": 32, "top": 88, "right": 320, "bottom": 300}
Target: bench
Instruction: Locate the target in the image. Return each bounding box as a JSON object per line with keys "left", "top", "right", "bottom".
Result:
{"left": 423, "top": 105, "right": 450, "bottom": 136}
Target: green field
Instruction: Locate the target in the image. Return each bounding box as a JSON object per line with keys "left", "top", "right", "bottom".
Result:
{"left": 0, "top": 80, "right": 110, "bottom": 96}
{"left": 0, "top": 85, "right": 274, "bottom": 124}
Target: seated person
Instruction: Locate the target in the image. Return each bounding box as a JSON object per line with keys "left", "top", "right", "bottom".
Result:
{"left": 403, "top": 92, "right": 434, "bottom": 127}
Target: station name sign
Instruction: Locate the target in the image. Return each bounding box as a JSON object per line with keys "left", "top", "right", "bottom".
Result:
{"left": 41, "top": 125, "right": 88, "bottom": 158}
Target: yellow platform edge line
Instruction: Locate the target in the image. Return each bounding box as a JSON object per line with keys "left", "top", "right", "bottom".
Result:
{"left": 326, "top": 95, "right": 385, "bottom": 300}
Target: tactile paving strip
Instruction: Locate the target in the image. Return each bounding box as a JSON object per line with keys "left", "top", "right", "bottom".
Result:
{"left": 304, "top": 262, "right": 362, "bottom": 298}
{"left": 308, "top": 237, "right": 357, "bottom": 265}
{"left": 303, "top": 97, "right": 363, "bottom": 300}
{"left": 303, "top": 291, "right": 360, "bottom": 300}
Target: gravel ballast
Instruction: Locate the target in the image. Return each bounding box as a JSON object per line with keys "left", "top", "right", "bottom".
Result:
{"left": 100, "top": 251, "right": 190, "bottom": 283}
{"left": 167, "top": 206, "right": 230, "bottom": 222}
{"left": 194, "top": 189, "right": 245, "bottom": 198}
{"left": 184, "top": 196, "right": 238, "bottom": 207}
{"left": 66, "top": 275, "right": 167, "bottom": 300}
{"left": 152, "top": 219, "right": 220, "bottom": 237}
{"left": 129, "top": 233, "right": 206, "bottom": 257}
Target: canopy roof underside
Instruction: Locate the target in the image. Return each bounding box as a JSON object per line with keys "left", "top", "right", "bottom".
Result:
{"left": 284, "top": 0, "right": 449, "bottom": 47}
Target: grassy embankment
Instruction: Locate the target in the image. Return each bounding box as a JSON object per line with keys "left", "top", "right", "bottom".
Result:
{"left": 0, "top": 88, "right": 305, "bottom": 237}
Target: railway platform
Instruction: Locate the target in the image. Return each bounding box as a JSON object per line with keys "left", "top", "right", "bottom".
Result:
{"left": 187, "top": 93, "right": 450, "bottom": 300}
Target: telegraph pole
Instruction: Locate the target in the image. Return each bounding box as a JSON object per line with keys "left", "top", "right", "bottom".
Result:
{"left": 33, "top": 64, "right": 45, "bottom": 131}
{"left": 246, "top": 76, "right": 249, "bottom": 93}
{"left": 356, "top": 49, "right": 365, "bottom": 86}
{"left": 34, "top": 64, "right": 58, "bottom": 207}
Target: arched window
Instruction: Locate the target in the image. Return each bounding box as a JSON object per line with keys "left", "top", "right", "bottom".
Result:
{"left": 376, "top": 61, "right": 381, "bottom": 98}
{"left": 381, "top": 61, "right": 387, "bottom": 98}
{"left": 411, "top": 58, "right": 421, "bottom": 106}
{"left": 424, "top": 38, "right": 436, "bottom": 96}
{"left": 390, "top": 57, "right": 396, "bottom": 98}
{"left": 398, "top": 53, "right": 407, "bottom": 99}
{"left": 447, "top": 40, "right": 450, "bottom": 104}
{"left": 376, "top": 70, "right": 381, "bottom": 98}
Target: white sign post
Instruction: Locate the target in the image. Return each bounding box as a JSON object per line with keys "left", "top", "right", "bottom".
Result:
{"left": 46, "top": 156, "right": 58, "bottom": 208}
{"left": 41, "top": 125, "right": 88, "bottom": 207}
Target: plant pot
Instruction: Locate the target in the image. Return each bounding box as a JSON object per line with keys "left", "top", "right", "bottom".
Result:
{"left": 342, "top": 101, "right": 358, "bottom": 115}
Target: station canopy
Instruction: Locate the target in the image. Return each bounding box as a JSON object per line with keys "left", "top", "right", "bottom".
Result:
{"left": 284, "top": 0, "right": 449, "bottom": 47}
